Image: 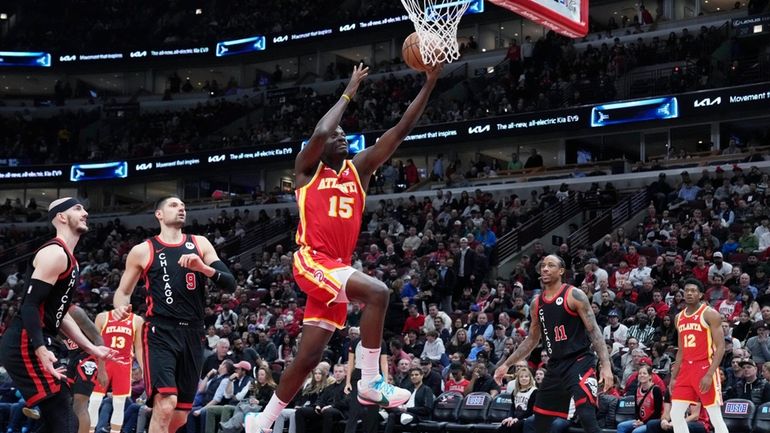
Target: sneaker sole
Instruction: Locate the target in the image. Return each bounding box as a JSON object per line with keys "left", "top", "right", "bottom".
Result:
{"left": 357, "top": 394, "right": 407, "bottom": 409}
{"left": 21, "top": 408, "right": 40, "bottom": 420}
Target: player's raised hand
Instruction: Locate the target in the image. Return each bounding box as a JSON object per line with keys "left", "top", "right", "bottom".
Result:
{"left": 342, "top": 63, "right": 369, "bottom": 99}
{"left": 112, "top": 304, "right": 132, "bottom": 321}
{"left": 599, "top": 364, "right": 614, "bottom": 392}
{"left": 425, "top": 62, "right": 444, "bottom": 81}
{"left": 179, "top": 253, "right": 207, "bottom": 273}
{"left": 493, "top": 364, "right": 509, "bottom": 385}
{"left": 35, "top": 346, "right": 65, "bottom": 380}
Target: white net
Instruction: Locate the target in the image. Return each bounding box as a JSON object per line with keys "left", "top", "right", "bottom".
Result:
{"left": 400, "top": 0, "right": 473, "bottom": 65}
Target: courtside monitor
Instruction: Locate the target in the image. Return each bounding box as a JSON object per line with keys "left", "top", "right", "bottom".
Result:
{"left": 488, "top": 0, "right": 588, "bottom": 38}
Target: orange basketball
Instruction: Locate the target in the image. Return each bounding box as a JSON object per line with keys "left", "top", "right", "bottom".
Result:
{"left": 402, "top": 32, "right": 430, "bottom": 72}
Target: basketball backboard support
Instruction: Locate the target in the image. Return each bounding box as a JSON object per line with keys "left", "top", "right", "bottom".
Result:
{"left": 488, "top": 0, "right": 589, "bottom": 38}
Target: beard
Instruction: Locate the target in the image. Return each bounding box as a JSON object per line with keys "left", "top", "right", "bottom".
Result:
{"left": 67, "top": 215, "right": 89, "bottom": 234}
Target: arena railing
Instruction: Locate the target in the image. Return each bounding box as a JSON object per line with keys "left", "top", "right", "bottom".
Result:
{"left": 567, "top": 189, "right": 651, "bottom": 254}
{"left": 496, "top": 195, "right": 584, "bottom": 266}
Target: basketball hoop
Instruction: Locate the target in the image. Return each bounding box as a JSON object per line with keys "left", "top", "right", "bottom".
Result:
{"left": 400, "top": 0, "right": 474, "bottom": 65}
{"left": 489, "top": 0, "right": 589, "bottom": 38}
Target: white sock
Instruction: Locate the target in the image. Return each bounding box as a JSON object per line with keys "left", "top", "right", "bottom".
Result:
{"left": 251, "top": 394, "right": 288, "bottom": 431}
{"left": 670, "top": 401, "right": 690, "bottom": 433}
{"left": 88, "top": 392, "right": 105, "bottom": 429}
{"left": 361, "top": 346, "right": 381, "bottom": 383}
{"left": 706, "top": 404, "right": 729, "bottom": 433}
{"left": 111, "top": 395, "right": 127, "bottom": 430}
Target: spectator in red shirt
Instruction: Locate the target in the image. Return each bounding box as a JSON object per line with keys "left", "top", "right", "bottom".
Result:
{"left": 640, "top": 5, "right": 654, "bottom": 24}
{"left": 646, "top": 290, "right": 670, "bottom": 319}
{"left": 444, "top": 362, "right": 470, "bottom": 393}
{"left": 691, "top": 255, "right": 710, "bottom": 285}
{"left": 402, "top": 303, "right": 426, "bottom": 333}
{"left": 617, "top": 281, "right": 639, "bottom": 303}
{"left": 624, "top": 245, "right": 640, "bottom": 268}
{"left": 405, "top": 159, "right": 420, "bottom": 186}
{"left": 624, "top": 358, "right": 666, "bottom": 395}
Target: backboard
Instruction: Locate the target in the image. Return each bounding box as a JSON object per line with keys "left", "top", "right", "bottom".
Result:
{"left": 489, "top": 0, "right": 589, "bottom": 38}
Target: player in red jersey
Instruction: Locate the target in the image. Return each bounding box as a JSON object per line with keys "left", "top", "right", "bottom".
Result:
{"left": 669, "top": 278, "right": 728, "bottom": 433}
{"left": 247, "top": 62, "right": 442, "bottom": 433}
{"left": 87, "top": 310, "right": 144, "bottom": 433}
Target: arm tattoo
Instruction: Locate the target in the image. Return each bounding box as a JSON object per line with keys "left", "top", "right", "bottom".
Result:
{"left": 572, "top": 289, "right": 611, "bottom": 367}
{"left": 68, "top": 306, "right": 104, "bottom": 346}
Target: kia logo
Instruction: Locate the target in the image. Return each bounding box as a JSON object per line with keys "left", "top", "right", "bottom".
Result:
{"left": 130, "top": 51, "right": 147, "bottom": 58}
{"left": 208, "top": 155, "right": 226, "bottom": 163}
{"left": 273, "top": 35, "right": 288, "bottom": 43}
{"left": 693, "top": 97, "right": 721, "bottom": 107}
{"left": 59, "top": 55, "right": 76, "bottom": 62}
{"left": 135, "top": 163, "right": 153, "bottom": 171}
{"left": 468, "top": 124, "right": 491, "bottom": 134}
{"left": 339, "top": 23, "right": 356, "bottom": 32}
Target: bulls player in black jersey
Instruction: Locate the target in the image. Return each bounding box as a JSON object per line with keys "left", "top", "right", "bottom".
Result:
{"left": 495, "top": 255, "right": 613, "bottom": 433}
{"left": 0, "top": 198, "right": 120, "bottom": 433}
{"left": 112, "top": 196, "right": 235, "bottom": 433}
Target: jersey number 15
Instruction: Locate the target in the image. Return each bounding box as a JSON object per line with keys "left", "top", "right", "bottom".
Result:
{"left": 328, "top": 196, "right": 354, "bottom": 219}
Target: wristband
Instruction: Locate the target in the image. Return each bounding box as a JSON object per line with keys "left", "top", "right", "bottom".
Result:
{"left": 341, "top": 94, "right": 351, "bottom": 102}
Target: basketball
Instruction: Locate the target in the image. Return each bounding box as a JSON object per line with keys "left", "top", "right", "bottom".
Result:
{"left": 402, "top": 32, "right": 430, "bottom": 72}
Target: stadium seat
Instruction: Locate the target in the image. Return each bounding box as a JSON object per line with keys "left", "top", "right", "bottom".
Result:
{"left": 614, "top": 395, "right": 637, "bottom": 425}
{"left": 722, "top": 399, "right": 755, "bottom": 433}
{"left": 445, "top": 392, "right": 493, "bottom": 432}
{"left": 474, "top": 393, "right": 513, "bottom": 433}
{"left": 414, "top": 391, "right": 464, "bottom": 432}
{"left": 754, "top": 402, "right": 770, "bottom": 433}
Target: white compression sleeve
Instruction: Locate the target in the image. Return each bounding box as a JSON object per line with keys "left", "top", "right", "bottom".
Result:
{"left": 670, "top": 401, "right": 691, "bottom": 433}
{"left": 87, "top": 392, "right": 105, "bottom": 429}
{"left": 705, "top": 404, "right": 729, "bottom": 433}
{"left": 110, "top": 395, "right": 127, "bottom": 430}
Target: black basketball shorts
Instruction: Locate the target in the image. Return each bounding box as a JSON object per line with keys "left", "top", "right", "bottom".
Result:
{"left": 0, "top": 327, "right": 64, "bottom": 407}
{"left": 534, "top": 353, "right": 599, "bottom": 418}
{"left": 66, "top": 350, "right": 99, "bottom": 396}
{"left": 141, "top": 319, "right": 204, "bottom": 410}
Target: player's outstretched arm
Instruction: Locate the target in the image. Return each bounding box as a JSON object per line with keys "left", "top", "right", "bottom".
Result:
{"left": 494, "top": 298, "right": 541, "bottom": 384}
{"left": 571, "top": 288, "right": 614, "bottom": 391}
{"left": 67, "top": 305, "right": 105, "bottom": 346}
{"left": 295, "top": 63, "right": 369, "bottom": 181}
{"left": 669, "top": 324, "right": 684, "bottom": 393}
{"left": 702, "top": 307, "right": 725, "bottom": 392}
{"left": 352, "top": 64, "right": 443, "bottom": 183}
{"left": 179, "top": 235, "right": 235, "bottom": 290}
{"left": 113, "top": 243, "right": 149, "bottom": 319}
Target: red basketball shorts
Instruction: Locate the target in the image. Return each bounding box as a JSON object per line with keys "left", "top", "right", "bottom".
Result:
{"left": 672, "top": 358, "right": 721, "bottom": 407}
{"left": 293, "top": 247, "right": 355, "bottom": 331}
{"left": 93, "top": 360, "right": 133, "bottom": 397}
